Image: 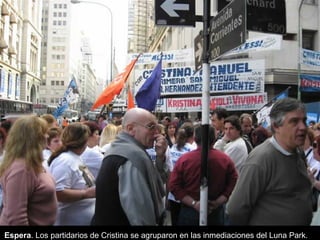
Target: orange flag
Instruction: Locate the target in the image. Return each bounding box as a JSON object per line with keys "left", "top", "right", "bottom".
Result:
{"left": 91, "top": 55, "right": 140, "bottom": 110}
{"left": 127, "top": 84, "right": 135, "bottom": 110}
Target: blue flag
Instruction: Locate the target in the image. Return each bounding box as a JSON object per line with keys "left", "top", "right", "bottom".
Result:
{"left": 53, "top": 77, "right": 79, "bottom": 118}
{"left": 135, "top": 58, "right": 162, "bottom": 111}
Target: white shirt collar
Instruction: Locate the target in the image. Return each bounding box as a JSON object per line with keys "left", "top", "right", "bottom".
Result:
{"left": 270, "top": 136, "right": 294, "bottom": 156}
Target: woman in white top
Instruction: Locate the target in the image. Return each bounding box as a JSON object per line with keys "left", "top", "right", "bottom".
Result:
{"left": 48, "top": 123, "right": 96, "bottom": 225}
{"left": 309, "top": 135, "right": 320, "bottom": 187}
{"left": 305, "top": 129, "right": 320, "bottom": 178}
{"left": 80, "top": 121, "right": 103, "bottom": 179}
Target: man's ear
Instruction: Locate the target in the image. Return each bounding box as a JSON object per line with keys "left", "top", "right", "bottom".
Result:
{"left": 271, "top": 122, "right": 279, "bottom": 132}
{"left": 125, "top": 123, "right": 135, "bottom": 134}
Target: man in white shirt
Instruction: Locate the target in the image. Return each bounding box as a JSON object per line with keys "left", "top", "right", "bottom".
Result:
{"left": 214, "top": 115, "right": 248, "bottom": 172}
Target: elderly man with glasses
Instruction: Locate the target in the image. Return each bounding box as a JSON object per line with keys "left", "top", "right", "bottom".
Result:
{"left": 91, "top": 108, "right": 168, "bottom": 225}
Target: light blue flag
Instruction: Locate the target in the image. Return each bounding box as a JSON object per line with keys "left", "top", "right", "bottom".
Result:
{"left": 135, "top": 58, "right": 162, "bottom": 112}
{"left": 53, "top": 77, "right": 79, "bottom": 118}
{"left": 256, "top": 88, "right": 289, "bottom": 128}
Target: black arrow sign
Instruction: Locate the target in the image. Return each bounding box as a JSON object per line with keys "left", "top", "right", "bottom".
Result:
{"left": 155, "top": 0, "right": 195, "bottom": 26}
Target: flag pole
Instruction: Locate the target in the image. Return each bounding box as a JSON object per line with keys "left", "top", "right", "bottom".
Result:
{"left": 155, "top": 52, "right": 162, "bottom": 116}
{"left": 252, "top": 86, "right": 291, "bottom": 116}
{"left": 135, "top": 53, "right": 162, "bottom": 112}
{"left": 99, "top": 105, "right": 106, "bottom": 116}
{"left": 91, "top": 54, "right": 141, "bottom": 111}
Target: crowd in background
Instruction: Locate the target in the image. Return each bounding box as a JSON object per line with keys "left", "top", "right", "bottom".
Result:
{"left": 0, "top": 98, "right": 319, "bottom": 225}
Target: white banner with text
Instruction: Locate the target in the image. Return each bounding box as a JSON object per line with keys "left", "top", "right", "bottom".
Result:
{"left": 134, "top": 59, "right": 265, "bottom": 95}
{"left": 154, "top": 92, "right": 268, "bottom": 113}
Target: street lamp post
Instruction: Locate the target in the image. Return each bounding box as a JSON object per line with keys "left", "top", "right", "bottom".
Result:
{"left": 297, "top": 0, "right": 305, "bottom": 101}
{"left": 71, "top": 0, "right": 113, "bottom": 87}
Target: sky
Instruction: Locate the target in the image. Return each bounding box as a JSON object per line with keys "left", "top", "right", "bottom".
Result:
{"left": 70, "top": 0, "right": 129, "bottom": 82}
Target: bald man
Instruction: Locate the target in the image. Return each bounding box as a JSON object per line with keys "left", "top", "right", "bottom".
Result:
{"left": 92, "top": 108, "right": 168, "bottom": 225}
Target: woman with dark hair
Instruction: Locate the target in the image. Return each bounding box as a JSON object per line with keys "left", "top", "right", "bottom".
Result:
{"left": 168, "top": 122, "right": 196, "bottom": 225}
{"left": 48, "top": 122, "right": 96, "bottom": 225}
{"left": 251, "top": 126, "right": 271, "bottom": 147}
{"left": 165, "top": 122, "right": 177, "bottom": 148}
{"left": 80, "top": 121, "right": 103, "bottom": 178}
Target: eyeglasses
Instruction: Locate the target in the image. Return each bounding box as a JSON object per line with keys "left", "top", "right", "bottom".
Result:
{"left": 313, "top": 142, "right": 318, "bottom": 148}
{"left": 133, "top": 122, "right": 157, "bottom": 131}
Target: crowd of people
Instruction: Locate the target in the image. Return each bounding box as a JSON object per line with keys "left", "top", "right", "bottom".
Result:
{"left": 0, "top": 97, "right": 319, "bottom": 225}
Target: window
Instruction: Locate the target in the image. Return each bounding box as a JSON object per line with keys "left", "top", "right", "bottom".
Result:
{"left": 302, "top": 30, "right": 316, "bottom": 50}
{"left": 0, "top": 68, "right": 3, "bottom": 93}
{"left": 304, "top": 0, "right": 318, "bottom": 5}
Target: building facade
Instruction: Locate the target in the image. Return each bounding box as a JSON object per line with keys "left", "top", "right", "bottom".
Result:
{"left": 40, "top": 0, "right": 73, "bottom": 107}
{"left": 0, "top": 0, "right": 42, "bottom": 103}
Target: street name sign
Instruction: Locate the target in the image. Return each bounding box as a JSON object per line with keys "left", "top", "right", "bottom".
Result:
{"left": 218, "top": 0, "right": 286, "bottom": 34}
{"left": 155, "top": 0, "right": 195, "bottom": 26}
{"left": 209, "top": 0, "right": 246, "bottom": 61}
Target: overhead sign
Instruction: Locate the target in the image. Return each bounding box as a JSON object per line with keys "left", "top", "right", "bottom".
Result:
{"left": 209, "top": 0, "right": 246, "bottom": 61}
{"left": 218, "top": 0, "right": 286, "bottom": 34}
{"left": 128, "top": 48, "right": 194, "bottom": 65}
{"left": 155, "top": 0, "right": 195, "bottom": 26}
{"left": 194, "top": 32, "right": 203, "bottom": 72}
{"left": 225, "top": 34, "right": 282, "bottom": 56}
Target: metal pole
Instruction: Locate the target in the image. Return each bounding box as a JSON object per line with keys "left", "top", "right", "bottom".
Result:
{"left": 70, "top": 0, "right": 113, "bottom": 87}
{"left": 199, "top": 0, "right": 210, "bottom": 226}
{"left": 297, "top": 0, "right": 305, "bottom": 100}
